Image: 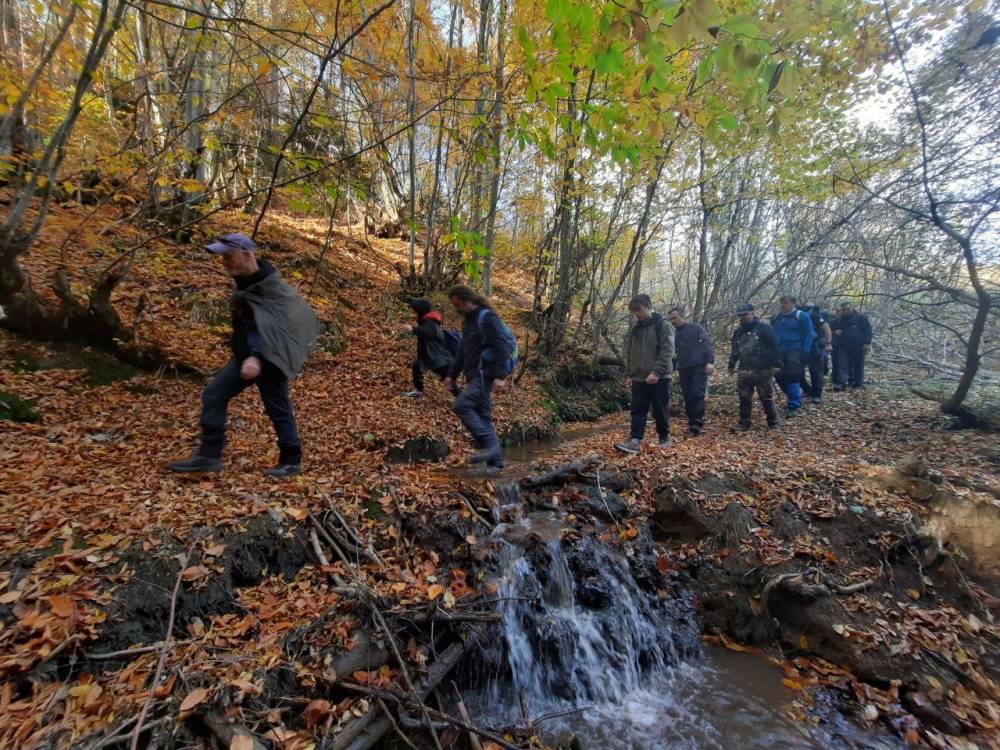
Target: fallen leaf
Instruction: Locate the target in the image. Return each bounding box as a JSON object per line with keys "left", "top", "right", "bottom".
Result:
{"left": 427, "top": 584, "right": 444, "bottom": 600}
{"left": 48, "top": 594, "right": 75, "bottom": 618}
{"left": 180, "top": 687, "right": 210, "bottom": 712}
{"left": 181, "top": 565, "right": 209, "bottom": 582}
{"left": 906, "top": 588, "right": 920, "bottom": 600}
{"left": 304, "top": 698, "right": 331, "bottom": 728}
{"left": 204, "top": 543, "right": 225, "bottom": 557}
{"left": 230, "top": 735, "right": 254, "bottom": 750}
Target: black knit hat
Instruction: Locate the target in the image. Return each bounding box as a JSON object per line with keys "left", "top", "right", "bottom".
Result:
{"left": 408, "top": 298, "right": 432, "bottom": 316}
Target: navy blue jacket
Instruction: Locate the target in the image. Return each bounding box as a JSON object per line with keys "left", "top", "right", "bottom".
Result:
{"left": 770, "top": 309, "right": 815, "bottom": 353}
{"left": 831, "top": 312, "right": 873, "bottom": 348}
{"left": 447, "top": 306, "right": 513, "bottom": 381}
{"left": 673, "top": 322, "right": 715, "bottom": 370}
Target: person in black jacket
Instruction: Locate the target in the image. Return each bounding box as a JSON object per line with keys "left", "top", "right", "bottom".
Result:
{"left": 168, "top": 233, "right": 319, "bottom": 477}
{"left": 727, "top": 303, "right": 783, "bottom": 431}
{"left": 831, "top": 301, "right": 873, "bottom": 389}
{"left": 443, "top": 286, "right": 514, "bottom": 469}
{"left": 401, "top": 298, "right": 455, "bottom": 398}
{"left": 668, "top": 306, "right": 714, "bottom": 436}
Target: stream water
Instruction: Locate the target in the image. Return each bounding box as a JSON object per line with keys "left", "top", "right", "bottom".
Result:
{"left": 461, "top": 486, "right": 904, "bottom": 750}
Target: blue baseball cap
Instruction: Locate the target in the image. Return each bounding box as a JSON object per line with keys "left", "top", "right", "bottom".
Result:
{"left": 206, "top": 232, "right": 257, "bottom": 254}
{"left": 734, "top": 303, "right": 754, "bottom": 315}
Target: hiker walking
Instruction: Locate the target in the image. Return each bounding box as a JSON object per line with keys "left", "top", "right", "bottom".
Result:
{"left": 728, "top": 303, "right": 783, "bottom": 431}
{"left": 168, "top": 233, "right": 320, "bottom": 477}
{"left": 667, "top": 305, "right": 714, "bottom": 436}
{"left": 799, "top": 303, "right": 832, "bottom": 404}
{"left": 443, "top": 286, "right": 517, "bottom": 469}
{"left": 770, "top": 294, "right": 815, "bottom": 416}
{"left": 831, "top": 301, "right": 873, "bottom": 389}
{"left": 401, "top": 298, "right": 457, "bottom": 398}
{"left": 614, "top": 294, "right": 674, "bottom": 454}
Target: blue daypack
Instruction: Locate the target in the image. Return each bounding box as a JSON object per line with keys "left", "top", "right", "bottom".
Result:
{"left": 476, "top": 307, "right": 519, "bottom": 376}
{"left": 442, "top": 328, "right": 461, "bottom": 356}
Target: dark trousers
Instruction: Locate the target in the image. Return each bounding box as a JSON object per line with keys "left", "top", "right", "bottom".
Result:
{"left": 835, "top": 345, "right": 866, "bottom": 387}
{"left": 677, "top": 366, "right": 708, "bottom": 432}
{"left": 453, "top": 374, "right": 498, "bottom": 449}
{"left": 629, "top": 378, "right": 670, "bottom": 440}
{"left": 801, "top": 349, "right": 826, "bottom": 398}
{"left": 737, "top": 369, "right": 778, "bottom": 426}
{"left": 411, "top": 360, "right": 450, "bottom": 392}
{"left": 199, "top": 357, "right": 301, "bottom": 464}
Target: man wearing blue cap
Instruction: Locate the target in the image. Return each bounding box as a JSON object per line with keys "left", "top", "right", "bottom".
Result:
{"left": 168, "top": 233, "right": 320, "bottom": 476}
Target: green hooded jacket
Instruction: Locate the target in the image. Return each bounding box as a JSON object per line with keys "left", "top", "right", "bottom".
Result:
{"left": 624, "top": 313, "right": 674, "bottom": 382}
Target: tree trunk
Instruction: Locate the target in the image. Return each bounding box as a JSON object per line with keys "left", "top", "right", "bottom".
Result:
{"left": 481, "top": 0, "right": 507, "bottom": 296}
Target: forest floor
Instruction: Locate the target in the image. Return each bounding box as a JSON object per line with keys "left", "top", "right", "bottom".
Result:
{"left": 1, "top": 204, "right": 999, "bottom": 750}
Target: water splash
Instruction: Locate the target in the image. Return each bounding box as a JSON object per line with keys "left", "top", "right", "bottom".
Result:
{"left": 470, "top": 512, "right": 698, "bottom": 723}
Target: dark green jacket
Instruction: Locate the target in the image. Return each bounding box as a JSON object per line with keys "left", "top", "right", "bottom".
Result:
{"left": 231, "top": 266, "right": 320, "bottom": 378}
{"left": 624, "top": 313, "right": 674, "bottom": 381}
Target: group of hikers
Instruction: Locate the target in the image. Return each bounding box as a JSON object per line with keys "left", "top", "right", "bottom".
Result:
{"left": 610, "top": 293, "right": 872, "bottom": 454}
{"left": 166, "top": 233, "right": 873, "bottom": 474}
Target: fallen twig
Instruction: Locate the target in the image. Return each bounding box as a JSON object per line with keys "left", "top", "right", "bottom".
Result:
{"left": 339, "top": 682, "right": 522, "bottom": 750}
{"left": 129, "top": 549, "right": 189, "bottom": 750}
{"left": 87, "top": 639, "right": 194, "bottom": 661}
{"left": 379, "top": 698, "right": 419, "bottom": 750}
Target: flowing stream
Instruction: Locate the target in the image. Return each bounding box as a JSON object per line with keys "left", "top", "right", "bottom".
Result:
{"left": 460, "top": 484, "right": 904, "bottom": 750}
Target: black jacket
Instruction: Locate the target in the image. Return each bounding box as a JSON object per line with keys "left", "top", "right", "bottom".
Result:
{"left": 447, "top": 306, "right": 513, "bottom": 381}
{"left": 412, "top": 312, "right": 453, "bottom": 371}
{"left": 831, "top": 312, "right": 872, "bottom": 348}
{"left": 728, "top": 318, "right": 783, "bottom": 372}
{"left": 673, "top": 322, "right": 715, "bottom": 370}
{"left": 230, "top": 260, "right": 274, "bottom": 360}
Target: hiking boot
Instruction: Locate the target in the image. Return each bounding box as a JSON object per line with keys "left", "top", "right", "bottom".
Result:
{"left": 811, "top": 397, "right": 823, "bottom": 405}
{"left": 785, "top": 408, "right": 800, "bottom": 417}
{"left": 614, "top": 438, "right": 641, "bottom": 455}
{"left": 403, "top": 390, "right": 424, "bottom": 398}
{"left": 832, "top": 385, "right": 845, "bottom": 392}
{"left": 689, "top": 426, "right": 702, "bottom": 437}
{"left": 468, "top": 444, "right": 503, "bottom": 465}
{"left": 264, "top": 463, "right": 301, "bottom": 478}
{"left": 767, "top": 420, "right": 780, "bottom": 429}
{"left": 658, "top": 437, "right": 673, "bottom": 448}
{"left": 731, "top": 423, "right": 752, "bottom": 433}
{"left": 167, "top": 454, "right": 222, "bottom": 473}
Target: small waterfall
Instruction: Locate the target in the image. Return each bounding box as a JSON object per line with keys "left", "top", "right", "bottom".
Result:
{"left": 470, "top": 504, "right": 699, "bottom": 723}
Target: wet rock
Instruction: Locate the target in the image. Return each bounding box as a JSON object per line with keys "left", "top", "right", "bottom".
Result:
{"left": 903, "top": 691, "right": 963, "bottom": 736}
{"left": 650, "top": 485, "right": 710, "bottom": 542}
{"left": 579, "top": 485, "right": 631, "bottom": 522}
{"left": 386, "top": 437, "right": 450, "bottom": 464}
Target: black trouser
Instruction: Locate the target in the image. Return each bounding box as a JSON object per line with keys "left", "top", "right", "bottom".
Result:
{"left": 629, "top": 378, "right": 670, "bottom": 440}
{"left": 199, "top": 356, "right": 301, "bottom": 464}
{"left": 835, "top": 345, "right": 866, "bottom": 387}
{"left": 411, "top": 360, "right": 450, "bottom": 392}
{"left": 677, "top": 365, "right": 708, "bottom": 433}
{"left": 801, "top": 348, "right": 826, "bottom": 398}
{"left": 737, "top": 369, "right": 778, "bottom": 426}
